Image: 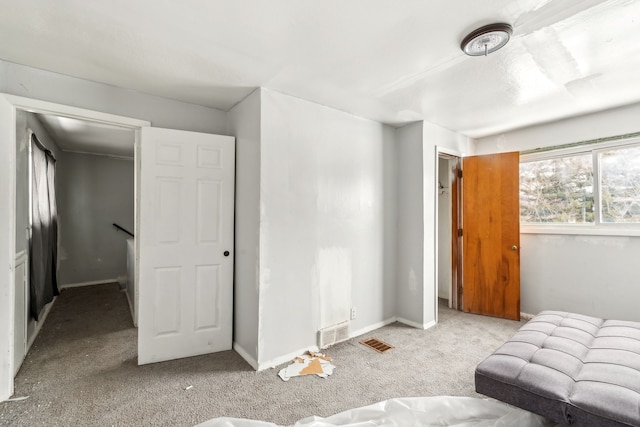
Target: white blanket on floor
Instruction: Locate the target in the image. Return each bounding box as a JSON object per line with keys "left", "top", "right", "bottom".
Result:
{"left": 196, "top": 396, "right": 555, "bottom": 427}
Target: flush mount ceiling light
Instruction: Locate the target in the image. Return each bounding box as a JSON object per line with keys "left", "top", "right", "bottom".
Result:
{"left": 461, "top": 23, "right": 513, "bottom": 56}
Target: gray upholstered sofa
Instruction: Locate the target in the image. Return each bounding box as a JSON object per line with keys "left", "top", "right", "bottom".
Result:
{"left": 475, "top": 311, "right": 640, "bottom": 426}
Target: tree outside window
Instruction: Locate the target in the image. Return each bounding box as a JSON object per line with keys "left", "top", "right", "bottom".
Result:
{"left": 520, "top": 143, "right": 640, "bottom": 225}
{"left": 599, "top": 145, "right": 640, "bottom": 223}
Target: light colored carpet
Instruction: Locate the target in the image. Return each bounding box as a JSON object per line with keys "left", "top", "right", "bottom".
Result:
{"left": 0, "top": 283, "right": 524, "bottom": 426}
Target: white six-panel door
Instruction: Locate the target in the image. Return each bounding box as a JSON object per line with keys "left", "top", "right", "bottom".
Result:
{"left": 138, "top": 127, "right": 235, "bottom": 365}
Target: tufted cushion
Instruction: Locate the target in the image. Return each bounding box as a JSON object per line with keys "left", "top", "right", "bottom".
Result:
{"left": 475, "top": 311, "right": 640, "bottom": 426}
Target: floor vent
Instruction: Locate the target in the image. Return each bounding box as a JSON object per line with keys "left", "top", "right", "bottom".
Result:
{"left": 360, "top": 338, "right": 393, "bottom": 353}
{"left": 318, "top": 322, "right": 349, "bottom": 349}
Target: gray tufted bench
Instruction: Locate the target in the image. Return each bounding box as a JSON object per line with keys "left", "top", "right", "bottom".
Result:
{"left": 475, "top": 311, "right": 640, "bottom": 426}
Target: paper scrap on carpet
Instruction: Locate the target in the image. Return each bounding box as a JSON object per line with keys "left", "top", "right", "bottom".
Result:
{"left": 278, "top": 352, "right": 335, "bottom": 381}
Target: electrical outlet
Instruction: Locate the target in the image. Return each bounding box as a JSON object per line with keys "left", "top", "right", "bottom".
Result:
{"left": 350, "top": 307, "right": 357, "bottom": 320}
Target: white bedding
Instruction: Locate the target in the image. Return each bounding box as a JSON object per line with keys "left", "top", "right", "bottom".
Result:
{"left": 197, "top": 396, "right": 555, "bottom": 427}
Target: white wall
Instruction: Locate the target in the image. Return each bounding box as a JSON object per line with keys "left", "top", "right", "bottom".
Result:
{"left": 228, "top": 89, "right": 261, "bottom": 366}
{"left": 474, "top": 102, "right": 640, "bottom": 155}
{"left": 15, "top": 111, "right": 28, "bottom": 256}
{"left": 16, "top": 113, "right": 64, "bottom": 343}
{"left": 475, "top": 102, "right": 640, "bottom": 321}
{"left": 56, "top": 152, "right": 134, "bottom": 286}
{"left": 521, "top": 234, "right": 640, "bottom": 321}
{"left": 437, "top": 157, "right": 451, "bottom": 300}
{"left": 258, "top": 89, "right": 397, "bottom": 366}
{"left": 0, "top": 62, "right": 229, "bottom": 399}
{"left": 1, "top": 60, "right": 228, "bottom": 135}
{"left": 395, "top": 122, "right": 424, "bottom": 325}
{"left": 395, "top": 122, "right": 469, "bottom": 328}
{"left": 15, "top": 113, "right": 64, "bottom": 256}
{"left": 0, "top": 94, "right": 16, "bottom": 400}
{"left": 423, "top": 124, "right": 469, "bottom": 326}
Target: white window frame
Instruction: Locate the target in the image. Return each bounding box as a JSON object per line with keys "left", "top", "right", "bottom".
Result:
{"left": 520, "top": 137, "right": 640, "bottom": 237}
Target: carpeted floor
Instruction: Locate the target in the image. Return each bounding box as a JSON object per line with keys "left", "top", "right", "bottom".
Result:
{"left": 0, "top": 283, "right": 524, "bottom": 426}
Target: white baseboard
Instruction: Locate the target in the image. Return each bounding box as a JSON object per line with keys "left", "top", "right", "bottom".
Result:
{"left": 396, "top": 316, "right": 437, "bottom": 330}
{"left": 233, "top": 342, "right": 258, "bottom": 371}
{"left": 27, "top": 297, "right": 56, "bottom": 352}
{"left": 125, "top": 290, "right": 137, "bottom": 327}
{"left": 256, "top": 344, "right": 320, "bottom": 371}
{"left": 59, "top": 279, "right": 117, "bottom": 289}
{"left": 235, "top": 317, "right": 438, "bottom": 373}
{"left": 348, "top": 317, "right": 397, "bottom": 339}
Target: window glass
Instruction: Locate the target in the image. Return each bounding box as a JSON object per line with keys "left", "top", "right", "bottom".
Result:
{"left": 599, "top": 145, "right": 640, "bottom": 223}
{"left": 520, "top": 154, "right": 593, "bottom": 223}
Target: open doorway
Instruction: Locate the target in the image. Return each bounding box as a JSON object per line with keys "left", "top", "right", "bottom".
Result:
{"left": 436, "top": 150, "right": 462, "bottom": 316}
{"left": 10, "top": 100, "right": 146, "bottom": 381}
{"left": 3, "top": 94, "right": 236, "bottom": 400}
{"left": 436, "top": 150, "right": 521, "bottom": 321}
{"left": 34, "top": 112, "right": 136, "bottom": 300}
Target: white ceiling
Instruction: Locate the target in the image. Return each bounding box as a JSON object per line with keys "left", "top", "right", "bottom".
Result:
{"left": 2, "top": 0, "right": 640, "bottom": 140}
{"left": 36, "top": 114, "right": 135, "bottom": 158}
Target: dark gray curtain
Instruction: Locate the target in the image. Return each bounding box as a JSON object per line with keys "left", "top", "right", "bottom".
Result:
{"left": 30, "top": 134, "right": 58, "bottom": 320}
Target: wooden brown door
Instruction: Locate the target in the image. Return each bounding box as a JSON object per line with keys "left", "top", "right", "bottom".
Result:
{"left": 462, "top": 152, "right": 520, "bottom": 320}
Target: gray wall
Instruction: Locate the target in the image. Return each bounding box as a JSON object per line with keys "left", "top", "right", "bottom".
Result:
{"left": 475, "top": 102, "right": 640, "bottom": 322}
{"left": 56, "top": 152, "right": 134, "bottom": 286}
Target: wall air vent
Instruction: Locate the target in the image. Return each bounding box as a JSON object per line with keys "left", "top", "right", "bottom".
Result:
{"left": 318, "top": 322, "right": 349, "bottom": 349}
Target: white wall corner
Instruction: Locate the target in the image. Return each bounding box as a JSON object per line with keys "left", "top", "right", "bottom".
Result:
{"left": 256, "top": 344, "right": 320, "bottom": 372}
{"left": 0, "top": 93, "right": 17, "bottom": 401}
{"left": 396, "top": 317, "right": 437, "bottom": 331}
{"left": 348, "top": 317, "right": 397, "bottom": 340}
{"left": 233, "top": 342, "right": 259, "bottom": 371}
{"left": 26, "top": 298, "right": 56, "bottom": 352}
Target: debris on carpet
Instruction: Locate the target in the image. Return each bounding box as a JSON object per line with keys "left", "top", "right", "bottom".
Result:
{"left": 277, "top": 351, "right": 335, "bottom": 381}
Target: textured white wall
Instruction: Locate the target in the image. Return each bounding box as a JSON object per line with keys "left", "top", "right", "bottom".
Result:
{"left": 475, "top": 103, "right": 640, "bottom": 321}
{"left": 258, "top": 89, "right": 397, "bottom": 365}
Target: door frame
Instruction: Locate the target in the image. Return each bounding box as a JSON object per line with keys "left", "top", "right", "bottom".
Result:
{"left": 434, "top": 146, "right": 463, "bottom": 324}
{"left": 0, "top": 93, "right": 150, "bottom": 400}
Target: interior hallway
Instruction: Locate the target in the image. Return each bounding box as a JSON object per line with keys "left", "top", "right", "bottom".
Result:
{"left": 1, "top": 284, "right": 524, "bottom": 426}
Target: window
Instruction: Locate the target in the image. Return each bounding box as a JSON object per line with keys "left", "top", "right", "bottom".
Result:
{"left": 520, "top": 140, "right": 640, "bottom": 229}
{"left": 599, "top": 145, "right": 640, "bottom": 223}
